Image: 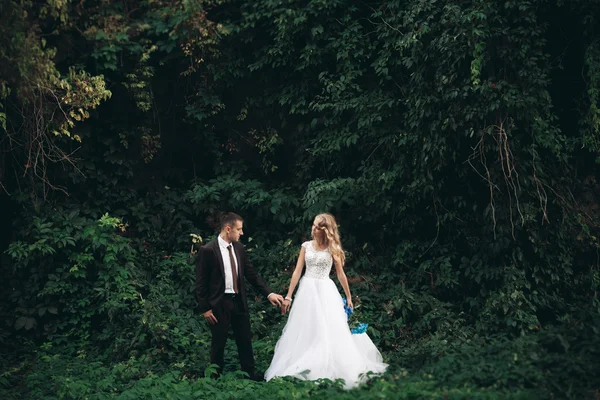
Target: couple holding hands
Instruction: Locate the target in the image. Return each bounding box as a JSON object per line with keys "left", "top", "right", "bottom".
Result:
{"left": 195, "top": 212, "right": 387, "bottom": 389}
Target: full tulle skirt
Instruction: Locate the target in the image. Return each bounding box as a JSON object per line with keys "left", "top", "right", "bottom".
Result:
{"left": 265, "top": 276, "right": 388, "bottom": 389}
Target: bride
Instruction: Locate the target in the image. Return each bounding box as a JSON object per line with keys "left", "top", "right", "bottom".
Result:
{"left": 264, "top": 213, "right": 387, "bottom": 388}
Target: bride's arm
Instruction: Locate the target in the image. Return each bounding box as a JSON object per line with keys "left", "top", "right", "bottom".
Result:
{"left": 334, "top": 257, "right": 353, "bottom": 308}
{"left": 282, "top": 247, "right": 305, "bottom": 313}
{"left": 286, "top": 247, "right": 306, "bottom": 299}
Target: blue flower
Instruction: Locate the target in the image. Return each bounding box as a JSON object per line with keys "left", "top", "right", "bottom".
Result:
{"left": 342, "top": 298, "right": 353, "bottom": 319}
{"left": 350, "top": 323, "right": 368, "bottom": 334}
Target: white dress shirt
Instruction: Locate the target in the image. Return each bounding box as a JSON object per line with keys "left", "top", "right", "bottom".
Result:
{"left": 218, "top": 235, "right": 239, "bottom": 294}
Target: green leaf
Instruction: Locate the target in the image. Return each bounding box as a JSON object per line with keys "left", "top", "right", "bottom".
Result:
{"left": 14, "top": 317, "right": 27, "bottom": 330}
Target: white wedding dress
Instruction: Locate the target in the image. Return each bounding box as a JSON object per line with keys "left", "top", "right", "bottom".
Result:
{"left": 264, "top": 241, "right": 388, "bottom": 389}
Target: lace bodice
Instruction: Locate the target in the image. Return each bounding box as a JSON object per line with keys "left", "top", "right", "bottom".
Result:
{"left": 302, "top": 241, "right": 333, "bottom": 279}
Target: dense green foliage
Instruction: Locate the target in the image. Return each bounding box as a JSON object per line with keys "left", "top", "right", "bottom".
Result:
{"left": 1, "top": 0, "right": 600, "bottom": 398}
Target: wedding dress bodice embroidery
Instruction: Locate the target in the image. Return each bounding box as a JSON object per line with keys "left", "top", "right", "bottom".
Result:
{"left": 302, "top": 241, "right": 333, "bottom": 279}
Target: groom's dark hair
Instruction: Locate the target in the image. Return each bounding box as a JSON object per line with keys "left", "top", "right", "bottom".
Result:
{"left": 219, "top": 212, "right": 243, "bottom": 231}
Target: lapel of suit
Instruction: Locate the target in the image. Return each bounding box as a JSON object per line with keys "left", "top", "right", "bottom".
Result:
{"left": 233, "top": 242, "right": 243, "bottom": 280}
{"left": 212, "top": 240, "right": 226, "bottom": 279}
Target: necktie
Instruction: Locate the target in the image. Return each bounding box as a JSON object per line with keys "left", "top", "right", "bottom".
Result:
{"left": 227, "top": 245, "right": 239, "bottom": 293}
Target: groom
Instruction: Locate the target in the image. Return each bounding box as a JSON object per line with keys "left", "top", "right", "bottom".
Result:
{"left": 196, "top": 212, "right": 284, "bottom": 380}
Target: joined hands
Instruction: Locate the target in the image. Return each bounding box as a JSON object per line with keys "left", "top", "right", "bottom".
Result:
{"left": 281, "top": 297, "right": 292, "bottom": 315}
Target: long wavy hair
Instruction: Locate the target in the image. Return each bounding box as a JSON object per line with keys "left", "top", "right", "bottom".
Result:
{"left": 312, "top": 213, "right": 345, "bottom": 266}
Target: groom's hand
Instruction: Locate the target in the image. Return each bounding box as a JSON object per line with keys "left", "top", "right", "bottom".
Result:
{"left": 203, "top": 309, "right": 218, "bottom": 325}
{"left": 268, "top": 293, "right": 284, "bottom": 307}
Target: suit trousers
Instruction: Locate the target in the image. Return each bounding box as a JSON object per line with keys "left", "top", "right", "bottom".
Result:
{"left": 209, "top": 293, "right": 255, "bottom": 377}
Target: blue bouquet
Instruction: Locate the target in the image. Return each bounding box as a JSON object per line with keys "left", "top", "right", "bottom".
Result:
{"left": 342, "top": 298, "right": 369, "bottom": 335}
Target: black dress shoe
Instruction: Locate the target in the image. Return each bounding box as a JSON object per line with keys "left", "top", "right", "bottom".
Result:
{"left": 244, "top": 370, "right": 264, "bottom": 382}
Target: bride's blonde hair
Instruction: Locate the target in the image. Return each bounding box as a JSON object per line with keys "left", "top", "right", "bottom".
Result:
{"left": 313, "top": 213, "right": 345, "bottom": 265}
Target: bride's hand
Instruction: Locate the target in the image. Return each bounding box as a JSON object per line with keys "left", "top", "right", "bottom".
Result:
{"left": 346, "top": 298, "right": 354, "bottom": 310}
{"left": 281, "top": 298, "right": 292, "bottom": 314}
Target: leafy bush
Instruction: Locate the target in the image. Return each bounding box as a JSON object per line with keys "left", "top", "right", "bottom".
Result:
{"left": 3, "top": 210, "right": 142, "bottom": 344}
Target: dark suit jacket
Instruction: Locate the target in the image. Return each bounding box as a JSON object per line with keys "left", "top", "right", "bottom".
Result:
{"left": 195, "top": 239, "right": 272, "bottom": 314}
